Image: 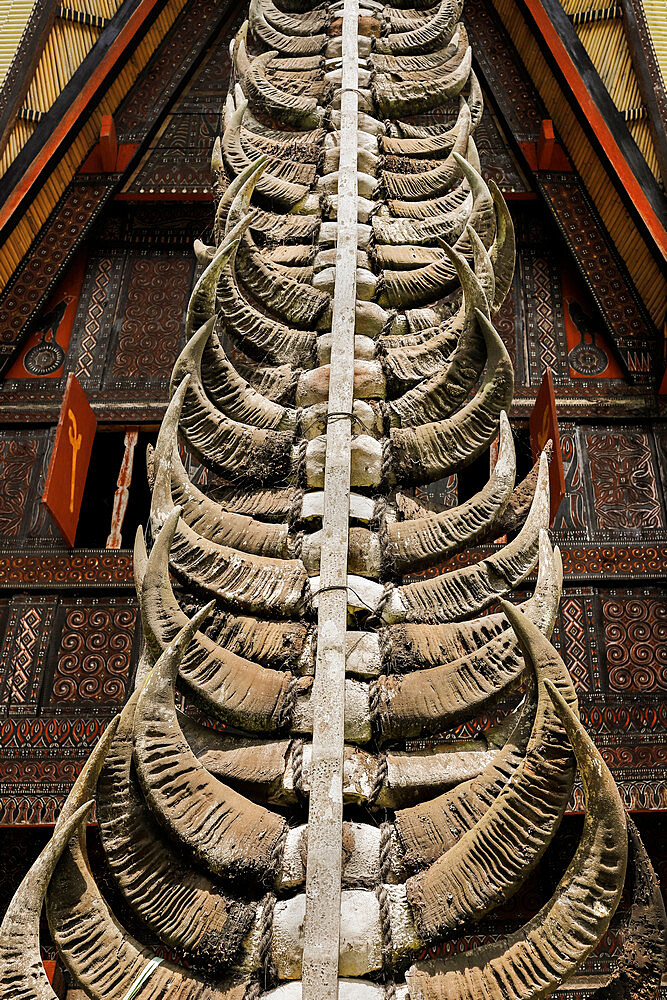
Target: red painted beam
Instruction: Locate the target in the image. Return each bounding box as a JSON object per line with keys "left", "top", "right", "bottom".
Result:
{"left": 519, "top": 0, "right": 667, "bottom": 259}
{"left": 0, "top": 0, "right": 163, "bottom": 237}
{"left": 99, "top": 114, "right": 118, "bottom": 171}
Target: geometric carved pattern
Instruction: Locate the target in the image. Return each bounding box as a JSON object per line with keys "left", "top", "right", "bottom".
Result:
{"left": 0, "top": 596, "right": 57, "bottom": 716}
{"left": 553, "top": 592, "right": 600, "bottom": 693}
{"left": 108, "top": 255, "right": 192, "bottom": 384}
{"left": 586, "top": 429, "right": 664, "bottom": 533}
{"left": 46, "top": 598, "right": 138, "bottom": 705}
{"left": 537, "top": 174, "right": 657, "bottom": 381}
{"left": 74, "top": 257, "right": 114, "bottom": 380}
{"left": 8, "top": 607, "right": 42, "bottom": 706}
{"left": 0, "top": 551, "right": 135, "bottom": 589}
{"left": 603, "top": 592, "right": 667, "bottom": 693}
{"left": 553, "top": 426, "right": 587, "bottom": 538}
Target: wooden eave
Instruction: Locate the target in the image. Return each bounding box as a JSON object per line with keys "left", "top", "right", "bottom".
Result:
{"left": 0, "top": 0, "right": 187, "bottom": 296}
{"left": 0, "top": 0, "right": 234, "bottom": 375}
{"left": 493, "top": 0, "right": 666, "bottom": 331}
{"left": 0, "top": 0, "right": 59, "bottom": 155}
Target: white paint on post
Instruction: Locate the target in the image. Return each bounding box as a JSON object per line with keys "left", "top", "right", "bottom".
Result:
{"left": 302, "top": 2, "right": 359, "bottom": 999}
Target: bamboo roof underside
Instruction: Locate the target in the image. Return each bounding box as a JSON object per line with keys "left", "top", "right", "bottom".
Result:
{"left": 559, "top": 0, "right": 666, "bottom": 182}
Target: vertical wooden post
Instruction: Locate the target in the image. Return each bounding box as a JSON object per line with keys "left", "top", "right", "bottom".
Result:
{"left": 106, "top": 428, "right": 138, "bottom": 549}
{"left": 301, "top": 2, "right": 358, "bottom": 998}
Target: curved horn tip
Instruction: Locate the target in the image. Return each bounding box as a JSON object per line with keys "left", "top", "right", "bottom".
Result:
{"left": 190, "top": 600, "right": 216, "bottom": 634}
{"left": 154, "top": 505, "right": 183, "bottom": 548}
{"left": 499, "top": 598, "right": 542, "bottom": 654}
{"left": 134, "top": 525, "right": 147, "bottom": 562}
{"left": 171, "top": 372, "right": 192, "bottom": 402}
{"left": 55, "top": 716, "right": 120, "bottom": 830}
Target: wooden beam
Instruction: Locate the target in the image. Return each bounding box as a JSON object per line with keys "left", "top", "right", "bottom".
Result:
{"left": 0, "top": 0, "right": 59, "bottom": 157}
{"left": 0, "top": 0, "right": 166, "bottom": 245}
{"left": 515, "top": 0, "right": 667, "bottom": 261}
{"left": 106, "top": 428, "right": 138, "bottom": 549}
{"left": 99, "top": 114, "right": 118, "bottom": 172}
{"left": 618, "top": 0, "right": 667, "bottom": 188}
{"left": 301, "top": 1, "right": 358, "bottom": 997}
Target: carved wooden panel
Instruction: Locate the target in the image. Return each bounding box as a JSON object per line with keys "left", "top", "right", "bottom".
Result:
{"left": 106, "top": 254, "right": 193, "bottom": 388}
{"left": 551, "top": 589, "right": 601, "bottom": 693}
{"left": 0, "top": 596, "right": 57, "bottom": 716}
{"left": 552, "top": 425, "right": 588, "bottom": 539}
{"left": 68, "top": 255, "right": 125, "bottom": 387}
{"left": 0, "top": 429, "right": 57, "bottom": 542}
{"left": 43, "top": 596, "right": 139, "bottom": 708}
{"left": 585, "top": 428, "right": 665, "bottom": 534}
{"left": 602, "top": 590, "right": 667, "bottom": 695}
{"left": 552, "top": 423, "right": 667, "bottom": 543}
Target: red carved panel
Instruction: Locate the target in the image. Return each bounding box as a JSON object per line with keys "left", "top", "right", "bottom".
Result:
{"left": 585, "top": 429, "right": 663, "bottom": 532}
{"left": 46, "top": 599, "right": 138, "bottom": 705}
{"left": 603, "top": 593, "right": 667, "bottom": 693}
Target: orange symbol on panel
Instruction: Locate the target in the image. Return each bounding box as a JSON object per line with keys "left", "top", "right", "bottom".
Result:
{"left": 67, "top": 409, "right": 82, "bottom": 513}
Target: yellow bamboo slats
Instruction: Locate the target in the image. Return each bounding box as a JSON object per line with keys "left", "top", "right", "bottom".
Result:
{"left": 627, "top": 117, "right": 659, "bottom": 176}
{"left": 0, "top": 0, "right": 38, "bottom": 88}
{"left": 0, "top": 118, "right": 34, "bottom": 175}
{"left": 641, "top": 0, "right": 667, "bottom": 86}
{"left": 0, "top": 0, "right": 188, "bottom": 294}
{"left": 560, "top": 0, "right": 662, "bottom": 181}
{"left": 496, "top": 0, "right": 665, "bottom": 329}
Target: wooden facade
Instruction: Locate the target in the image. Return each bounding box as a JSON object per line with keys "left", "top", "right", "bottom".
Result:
{"left": 0, "top": 0, "right": 665, "bottom": 993}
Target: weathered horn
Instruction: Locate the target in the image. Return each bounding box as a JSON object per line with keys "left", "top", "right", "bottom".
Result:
{"left": 374, "top": 0, "right": 463, "bottom": 54}
{"left": 242, "top": 50, "right": 325, "bottom": 130}
{"left": 153, "top": 378, "right": 291, "bottom": 556}
{"left": 222, "top": 100, "right": 312, "bottom": 207}
{"left": 139, "top": 508, "right": 309, "bottom": 730}
{"left": 379, "top": 96, "right": 468, "bottom": 157}
{"left": 374, "top": 28, "right": 469, "bottom": 83}
{"left": 0, "top": 802, "right": 93, "bottom": 1000}
{"left": 489, "top": 178, "right": 516, "bottom": 310}
{"left": 375, "top": 526, "right": 560, "bottom": 738}
{"left": 249, "top": 0, "right": 327, "bottom": 56}
{"left": 256, "top": 0, "right": 329, "bottom": 35}
{"left": 387, "top": 173, "right": 470, "bottom": 220}
{"left": 382, "top": 241, "right": 489, "bottom": 391}
{"left": 381, "top": 532, "right": 561, "bottom": 669}
{"left": 214, "top": 153, "right": 268, "bottom": 242}
{"left": 217, "top": 237, "right": 318, "bottom": 367}
{"left": 165, "top": 510, "right": 309, "bottom": 616}
{"left": 404, "top": 600, "right": 577, "bottom": 942}
{"left": 394, "top": 678, "right": 538, "bottom": 870}
{"left": 405, "top": 679, "right": 627, "bottom": 1000}
{"left": 391, "top": 453, "right": 549, "bottom": 623}
{"left": 133, "top": 612, "right": 289, "bottom": 883}
{"left": 383, "top": 410, "right": 515, "bottom": 572}
{"left": 96, "top": 690, "right": 256, "bottom": 965}
{"left": 172, "top": 317, "right": 296, "bottom": 432}
{"left": 380, "top": 105, "right": 470, "bottom": 201}
{"left": 372, "top": 46, "right": 472, "bottom": 118}
{"left": 175, "top": 323, "right": 300, "bottom": 485}
{"left": 387, "top": 311, "right": 513, "bottom": 485}
{"left": 185, "top": 235, "right": 240, "bottom": 342}
{"left": 46, "top": 715, "right": 251, "bottom": 998}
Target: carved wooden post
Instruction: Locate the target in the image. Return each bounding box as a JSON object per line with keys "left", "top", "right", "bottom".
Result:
{"left": 302, "top": 2, "right": 358, "bottom": 998}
